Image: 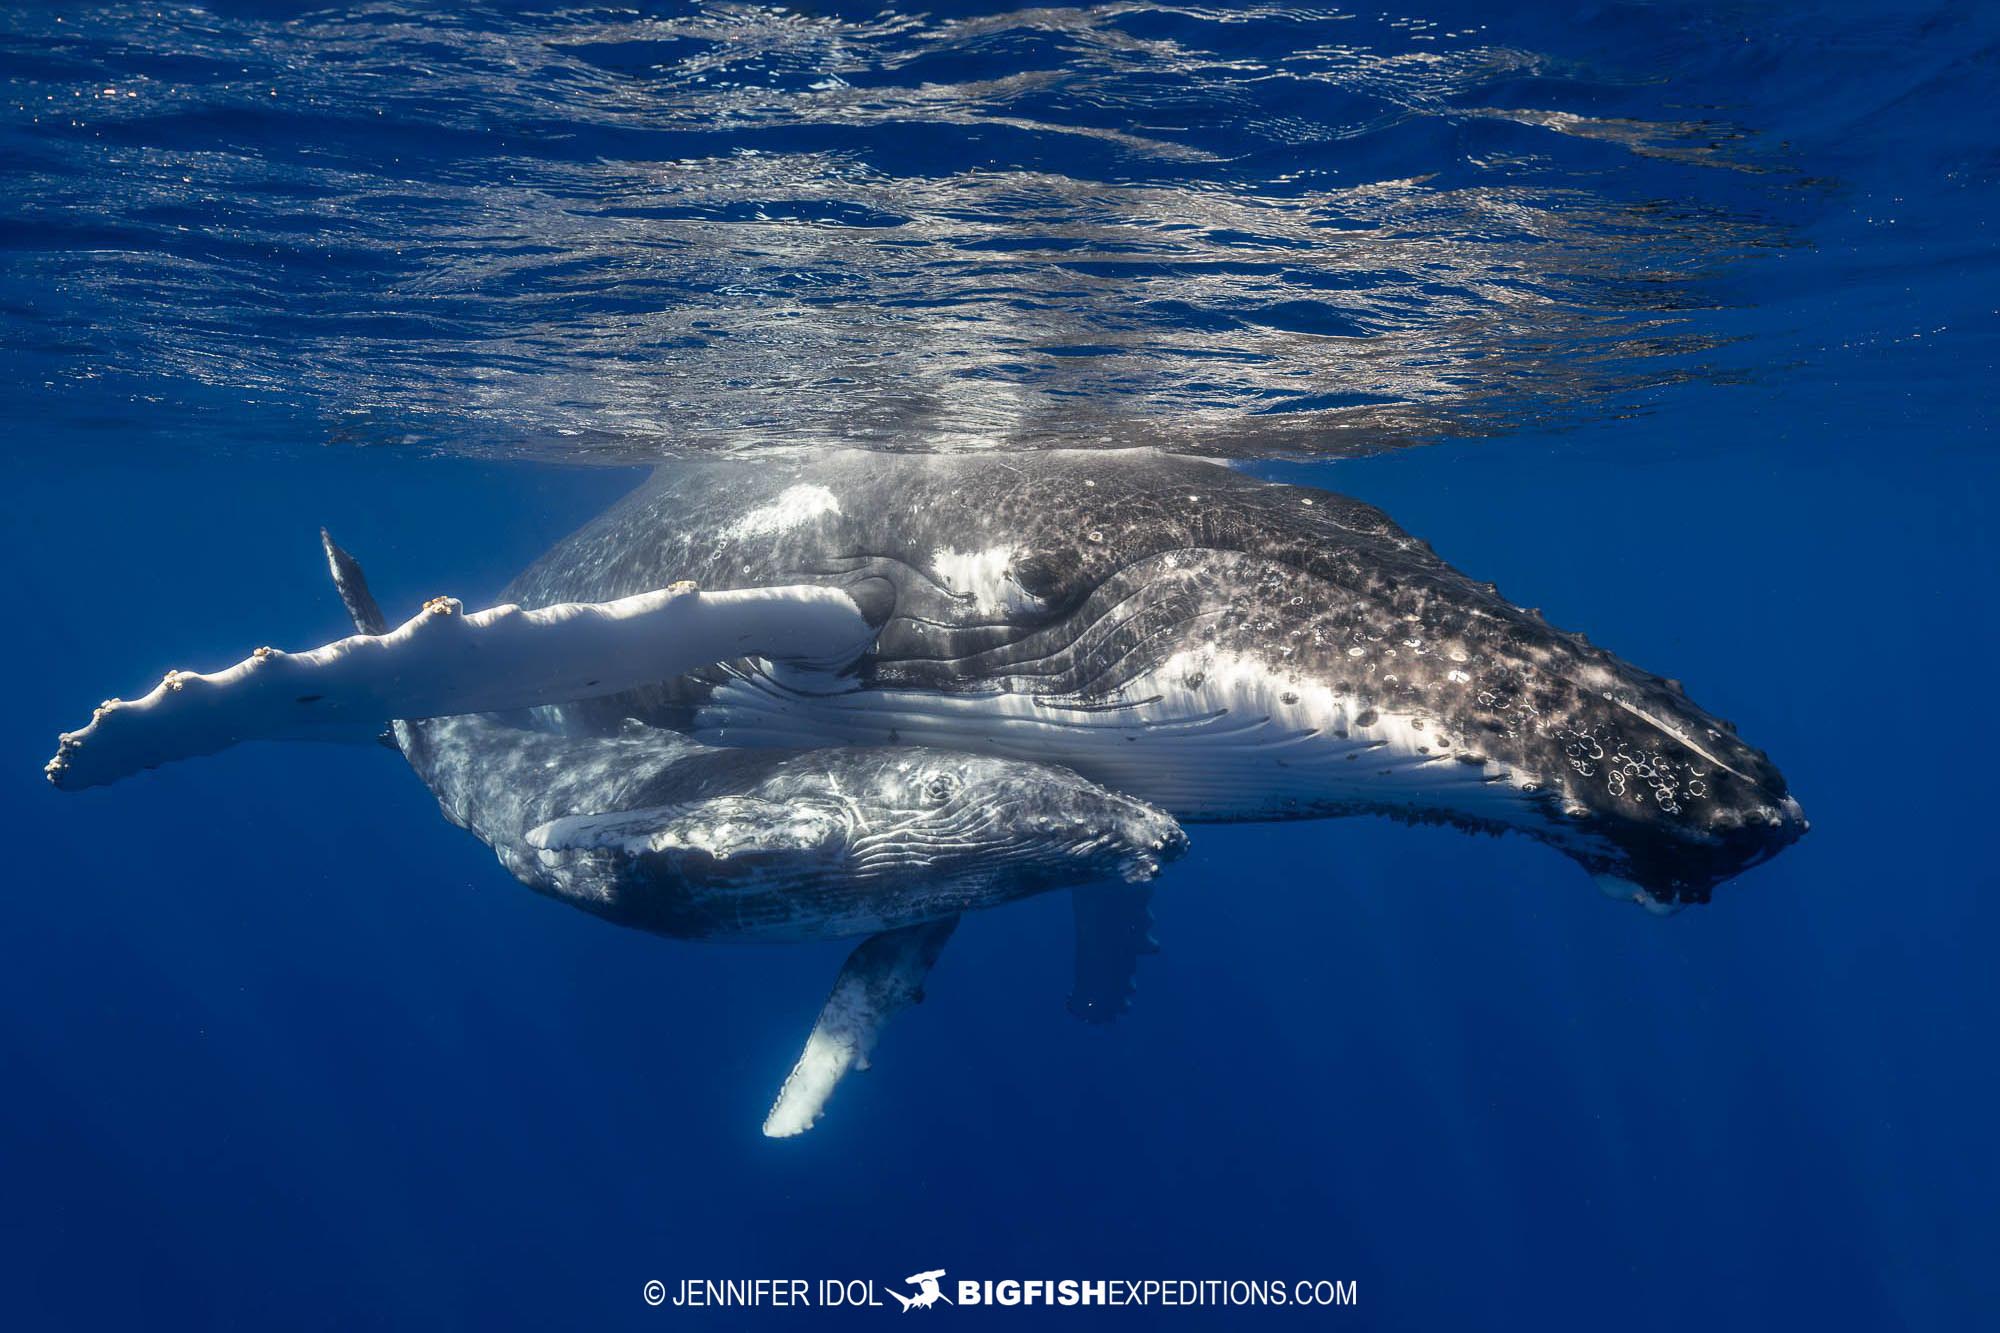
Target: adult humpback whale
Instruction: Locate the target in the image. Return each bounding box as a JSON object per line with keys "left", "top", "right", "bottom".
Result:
{"left": 508, "top": 448, "right": 1807, "bottom": 911}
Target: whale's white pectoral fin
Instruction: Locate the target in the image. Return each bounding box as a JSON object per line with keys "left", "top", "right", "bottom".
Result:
{"left": 46, "top": 543, "right": 876, "bottom": 791}
{"left": 763, "top": 916, "right": 959, "bottom": 1138}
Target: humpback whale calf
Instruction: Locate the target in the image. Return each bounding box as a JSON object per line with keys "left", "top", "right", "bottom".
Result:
{"left": 323, "top": 533, "right": 1185, "bottom": 1135}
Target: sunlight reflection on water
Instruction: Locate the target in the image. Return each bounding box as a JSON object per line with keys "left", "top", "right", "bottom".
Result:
{"left": 4, "top": 2, "right": 1816, "bottom": 459}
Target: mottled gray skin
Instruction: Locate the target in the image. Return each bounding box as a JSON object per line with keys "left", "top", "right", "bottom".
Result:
{"left": 509, "top": 449, "right": 1806, "bottom": 907}
{"left": 397, "top": 715, "right": 1182, "bottom": 942}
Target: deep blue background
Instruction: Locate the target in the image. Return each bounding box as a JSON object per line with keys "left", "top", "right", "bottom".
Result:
{"left": 3, "top": 3, "right": 1995, "bottom": 1330}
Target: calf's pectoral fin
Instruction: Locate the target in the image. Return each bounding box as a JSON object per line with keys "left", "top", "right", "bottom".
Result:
{"left": 763, "top": 917, "right": 960, "bottom": 1139}
{"left": 1067, "top": 883, "right": 1159, "bottom": 1024}
{"left": 45, "top": 531, "right": 876, "bottom": 791}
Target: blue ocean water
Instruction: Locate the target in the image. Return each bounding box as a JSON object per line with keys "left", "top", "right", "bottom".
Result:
{"left": 2, "top": 2, "right": 1995, "bottom": 1329}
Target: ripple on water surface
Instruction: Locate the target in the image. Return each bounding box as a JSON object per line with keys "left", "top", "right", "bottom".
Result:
{"left": 0, "top": 3, "right": 1857, "bottom": 459}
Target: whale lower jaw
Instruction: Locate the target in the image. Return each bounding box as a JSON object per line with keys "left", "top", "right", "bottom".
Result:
{"left": 692, "top": 651, "right": 1564, "bottom": 835}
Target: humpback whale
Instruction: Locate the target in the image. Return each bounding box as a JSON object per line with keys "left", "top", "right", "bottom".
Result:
{"left": 505, "top": 449, "right": 1808, "bottom": 911}
{"left": 46, "top": 448, "right": 1807, "bottom": 1129}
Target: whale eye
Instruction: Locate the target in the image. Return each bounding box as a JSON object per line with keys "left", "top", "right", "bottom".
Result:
{"left": 921, "top": 773, "right": 959, "bottom": 806}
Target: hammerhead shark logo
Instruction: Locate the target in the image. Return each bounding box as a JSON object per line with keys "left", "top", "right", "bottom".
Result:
{"left": 890, "top": 1270, "right": 951, "bottom": 1312}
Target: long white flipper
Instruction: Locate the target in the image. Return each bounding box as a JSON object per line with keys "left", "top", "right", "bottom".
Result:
{"left": 764, "top": 917, "right": 959, "bottom": 1138}
{"left": 46, "top": 575, "right": 874, "bottom": 791}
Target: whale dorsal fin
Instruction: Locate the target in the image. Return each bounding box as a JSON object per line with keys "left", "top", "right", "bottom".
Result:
{"left": 1067, "top": 883, "right": 1158, "bottom": 1024}
{"left": 321, "top": 529, "right": 389, "bottom": 635}
{"left": 764, "top": 916, "right": 959, "bottom": 1137}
